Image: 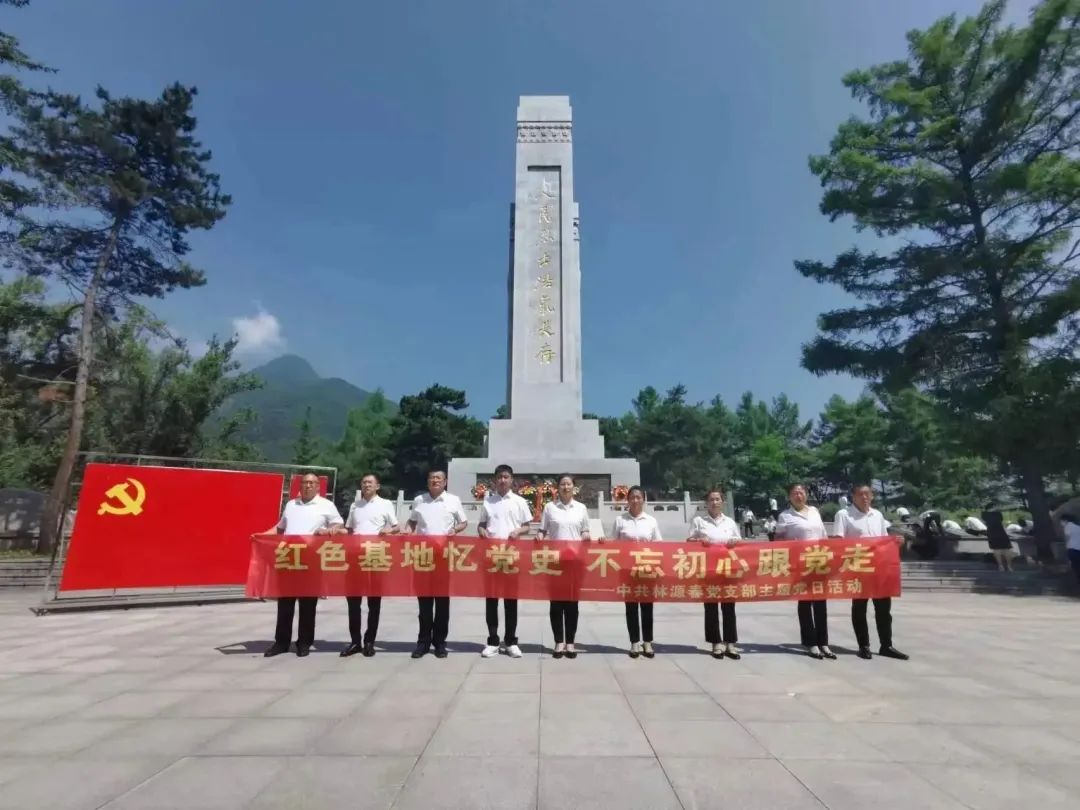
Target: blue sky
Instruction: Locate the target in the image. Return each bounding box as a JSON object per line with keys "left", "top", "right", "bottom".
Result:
{"left": 11, "top": 0, "right": 1035, "bottom": 422}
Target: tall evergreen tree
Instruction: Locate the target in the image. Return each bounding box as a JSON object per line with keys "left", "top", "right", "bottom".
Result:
{"left": 11, "top": 84, "right": 230, "bottom": 551}
{"left": 796, "top": 0, "right": 1080, "bottom": 557}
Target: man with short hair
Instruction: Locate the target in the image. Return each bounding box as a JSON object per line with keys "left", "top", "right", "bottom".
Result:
{"left": 406, "top": 470, "right": 467, "bottom": 659}
{"left": 478, "top": 464, "right": 533, "bottom": 659}
{"left": 338, "top": 473, "right": 398, "bottom": 658}
{"left": 263, "top": 472, "right": 343, "bottom": 658}
{"left": 833, "top": 483, "right": 909, "bottom": 661}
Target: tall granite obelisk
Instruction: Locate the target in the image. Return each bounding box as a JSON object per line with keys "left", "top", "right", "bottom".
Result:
{"left": 448, "top": 96, "right": 640, "bottom": 497}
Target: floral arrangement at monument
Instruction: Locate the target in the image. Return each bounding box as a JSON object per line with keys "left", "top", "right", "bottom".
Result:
{"left": 471, "top": 483, "right": 487, "bottom": 500}
{"left": 612, "top": 484, "right": 630, "bottom": 502}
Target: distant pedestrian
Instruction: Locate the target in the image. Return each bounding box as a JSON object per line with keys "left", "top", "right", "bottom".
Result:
{"left": 741, "top": 508, "right": 755, "bottom": 538}
{"left": 1060, "top": 514, "right": 1080, "bottom": 584}
{"left": 982, "top": 505, "right": 1014, "bottom": 572}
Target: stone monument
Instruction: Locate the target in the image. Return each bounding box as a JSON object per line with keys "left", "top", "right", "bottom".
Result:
{"left": 448, "top": 96, "right": 640, "bottom": 498}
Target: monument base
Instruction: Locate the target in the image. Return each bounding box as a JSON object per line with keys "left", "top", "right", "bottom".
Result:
{"left": 486, "top": 418, "right": 605, "bottom": 459}
{"left": 447, "top": 455, "right": 640, "bottom": 501}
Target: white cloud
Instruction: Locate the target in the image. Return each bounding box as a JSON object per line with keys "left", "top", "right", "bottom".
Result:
{"left": 232, "top": 306, "right": 285, "bottom": 357}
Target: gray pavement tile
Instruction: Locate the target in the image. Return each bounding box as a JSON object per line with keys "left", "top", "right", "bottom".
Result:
{"left": 70, "top": 717, "right": 235, "bottom": 757}
{"left": 782, "top": 759, "right": 970, "bottom": 809}
{"left": 165, "top": 689, "right": 290, "bottom": 717}
{"left": 72, "top": 689, "right": 192, "bottom": 719}
{"left": 948, "top": 724, "right": 1076, "bottom": 763}
{"left": 259, "top": 689, "right": 373, "bottom": 718}
{"left": 357, "top": 689, "right": 459, "bottom": 718}
{"left": 615, "top": 668, "right": 704, "bottom": 694}
{"left": 908, "top": 763, "right": 1075, "bottom": 810}
{"left": 745, "top": 721, "right": 890, "bottom": 761}
{"left": 539, "top": 756, "right": 681, "bottom": 810}
{"left": 313, "top": 713, "right": 441, "bottom": 756}
{"left": 245, "top": 755, "right": 416, "bottom": 810}
{"left": 714, "top": 694, "right": 831, "bottom": 723}
{"left": 461, "top": 672, "right": 541, "bottom": 693}
{"left": 540, "top": 695, "right": 652, "bottom": 756}
{"left": 0, "top": 691, "right": 104, "bottom": 720}
{"left": 539, "top": 668, "right": 622, "bottom": 693}
{"left": 391, "top": 755, "right": 537, "bottom": 810}
{"left": 641, "top": 718, "right": 769, "bottom": 758}
{"left": 625, "top": 692, "right": 731, "bottom": 721}
{"left": 848, "top": 722, "right": 987, "bottom": 763}
{"left": 100, "top": 756, "right": 285, "bottom": 810}
{"left": 0, "top": 757, "right": 170, "bottom": 810}
{"left": 201, "top": 717, "right": 337, "bottom": 755}
{"left": 661, "top": 757, "right": 826, "bottom": 809}
{"left": 0, "top": 718, "right": 132, "bottom": 755}
{"left": 303, "top": 669, "right": 396, "bottom": 692}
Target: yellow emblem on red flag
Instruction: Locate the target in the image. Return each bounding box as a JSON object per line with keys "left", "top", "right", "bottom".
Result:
{"left": 96, "top": 478, "right": 146, "bottom": 516}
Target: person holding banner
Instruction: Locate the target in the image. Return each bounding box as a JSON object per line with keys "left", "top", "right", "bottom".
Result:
{"left": 263, "top": 472, "right": 344, "bottom": 658}
{"left": 406, "top": 470, "right": 467, "bottom": 659}
{"left": 338, "top": 473, "right": 399, "bottom": 658}
{"left": 538, "top": 474, "right": 591, "bottom": 659}
{"left": 688, "top": 488, "right": 743, "bottom": 659}
{"left": 833, "top": 484, "right": 909, "bottom": 661}
{"left": 775, "top": 483, "right": 835, "bottom": 660}
{"left": 611, "top": 485, "right": 662, "bottom": 658}
{"left": 478, "top": 464, "right": 533, "bottom": 659}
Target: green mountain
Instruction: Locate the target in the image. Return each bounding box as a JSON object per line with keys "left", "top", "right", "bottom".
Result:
{"left": 223, "top": 355, "right": 378, "bottom": 462}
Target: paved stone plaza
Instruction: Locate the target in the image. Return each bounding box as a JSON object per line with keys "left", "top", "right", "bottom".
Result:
{"left": 0, "top": 590, "right": 1077, "bottom": 809}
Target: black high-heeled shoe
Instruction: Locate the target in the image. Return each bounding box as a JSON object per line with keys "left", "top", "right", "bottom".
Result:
{"left": 805, "top": 645, "right": 824, "bottom": 659}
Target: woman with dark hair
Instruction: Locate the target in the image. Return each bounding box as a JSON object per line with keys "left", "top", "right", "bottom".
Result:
{"left": 538, "top": 474, "right": 591, "bottom": 659}
{"left": 688, "top": 488, "right": 743, "bottom": 659}
{"left": 611, "top": 485, "right": 662, "bottom": 658}
{"left": 775, "top": 483, "right": 834, "bottom": 660}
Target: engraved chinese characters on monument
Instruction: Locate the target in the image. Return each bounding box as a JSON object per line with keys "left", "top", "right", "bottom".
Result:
{"left": 529, "top": 171, "right": 562, "bottom": 379}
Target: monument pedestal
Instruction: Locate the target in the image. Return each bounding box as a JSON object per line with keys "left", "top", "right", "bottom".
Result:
{"left": 448, "top": 95, "right": 640, "bottom": 498}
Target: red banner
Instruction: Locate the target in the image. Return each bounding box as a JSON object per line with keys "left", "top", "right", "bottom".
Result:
{"left": 61, "top": 463, "right": 285, "bottom": 591}
{"left": 246, "top": 535, "right": 901, "bottom": 602}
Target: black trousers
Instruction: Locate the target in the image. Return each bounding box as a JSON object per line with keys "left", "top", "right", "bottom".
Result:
{"left": 549, "top": 600, "right": 579, "bottom": 644}
{"left": 797, "top": 600, "right": 829, "bottom": 647}
{"left": 275, "top": 597, "right": 317, "bottom": 647}
{"left": 625, "top": 602, "right": 654, "bottom": 643}
{"left": 347, "top": 596, "right": 382, "bottom": 645}
{"left": 417, "top": 596, "right": 450, "bottom": 645}
{"left": 704, "top": 602, "right": 737, "bottom": 644}
{"left": 851, "top": 597, "right": 892, "bottom": 649}
{"left": 485, "top": 598, "right": 518, "bottom": 646}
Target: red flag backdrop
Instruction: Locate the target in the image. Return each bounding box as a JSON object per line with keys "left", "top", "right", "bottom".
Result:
{"left": 60, "top": 463, "right": 285, "bottom": 591}
{"left": 246, "top": 535, "right": 902, "bottom": 602}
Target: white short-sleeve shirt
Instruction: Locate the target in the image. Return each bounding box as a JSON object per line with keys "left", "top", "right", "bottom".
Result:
{"left": 611, "top": 511, "right": 662, "bottom": 541}
{"left": 540, "top": 499, "right": 590, "bottom": 541}
{"left": 277, "top": 495, "right": 343, "bottom": 534}
{"left": 775, "top": 506, "right": 827, "bottom": 541}
{"left": 832, "top": 505, "right": 890, "bottom": 538}
{"left": 1064, "top": 522, "right": 1080, "bottom": 552}
{"left": 480, "top": 491, "right": 533, "bottom": 539}
{"left": 409, "top": 492, "right": 467, "bottom": 535}
{"left": 346, "top": 495, "right": 399, "bottom": 535}
{"left": 689, "top": 513, "right": 741, "bottom": 543}
{"left": 742, "top": 510, "right": 755, "bottom": 522}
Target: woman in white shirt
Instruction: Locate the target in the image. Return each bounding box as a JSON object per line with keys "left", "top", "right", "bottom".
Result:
{"left": 610, "top": 485, "right": 663, "bottom": 658}
{"left": 774, "top": 483, "right": 834, "bottom": 660}
{"left": 538, "top": 474, "right": 591, "bottom": 659}
{"left": 688, "top": 488, "right": 743, "bottom": 659}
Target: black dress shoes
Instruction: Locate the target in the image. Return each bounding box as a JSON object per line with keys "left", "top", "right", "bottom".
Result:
{"left": 433, "top": 644, "right": 449, "bottom": 659}
{"left": 879, "top": 646, "right": 910, "bottom": 660}
{"left": 296, "top": 645, "right": 311, "bottom": 657}
{"left": 805, "top": 645, "right": 824, "bottom": 659}
{"left": 857, "top": 647, "right": 873, "bottom": 660}
{"left": 411, "top": 643, "right": 429, "bottom": 659}
{"left": 362, "top": 643, "right": 376, "bottom": 657}
{"left": 263, "top": 642, "right": 290, "bottom": 658}
{"left": 340, "top": 642, "right": 363, "bottom": 658}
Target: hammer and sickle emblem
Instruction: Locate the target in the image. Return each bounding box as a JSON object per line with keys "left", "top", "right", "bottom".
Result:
{"left": 97, "top": 478, "right": 147, "bottom": 516}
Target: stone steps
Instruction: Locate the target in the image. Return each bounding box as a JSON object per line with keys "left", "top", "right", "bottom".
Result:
{"left": 0, "top": 559, "right": 53, "bottom": 588}
{"left": 900, "top": 559, "right": 1075, "bottom": 595}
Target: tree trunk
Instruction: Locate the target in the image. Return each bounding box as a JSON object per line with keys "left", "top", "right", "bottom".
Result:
{"left": 1018, "top": 457, "right": 1055, "bottom": 563}
{"left": 36, "top": 223, "right": 121, "bottom": 554}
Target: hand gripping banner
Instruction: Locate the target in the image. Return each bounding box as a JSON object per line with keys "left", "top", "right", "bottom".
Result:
{"left": 246, "top": 535, "right": 901, "bottom": 602}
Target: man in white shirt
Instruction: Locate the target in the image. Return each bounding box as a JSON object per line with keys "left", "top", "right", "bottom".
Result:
{"left": 833, "top": 484, "right": 908, "bottom": 661}
{"left": 406, "top": 470, "right": 467, "bottom": 659}
{"left": 741, "top": 508, "right": 755, "bottom": 538}
{"left": 263, "top": 472, "right": 343, "bottom": 658}
{"left": 478, "top": 464, "right": 533, "bottom": 659}
{"left": 338, "top": 473, "right": 398, "bottom": 658}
